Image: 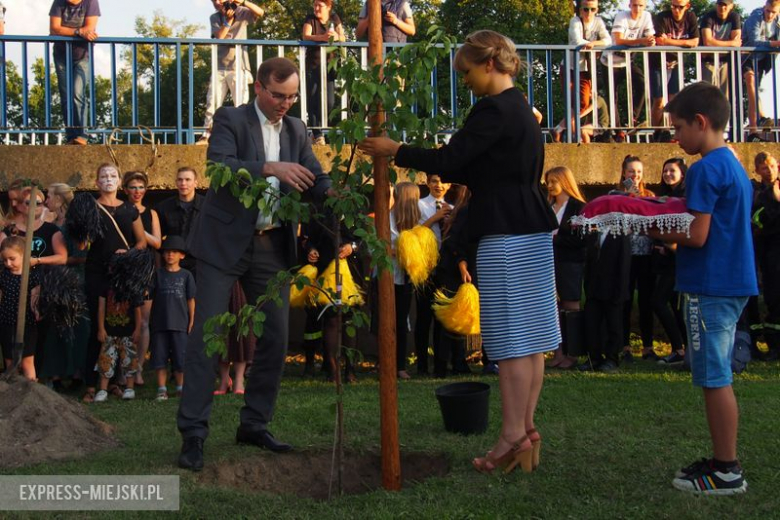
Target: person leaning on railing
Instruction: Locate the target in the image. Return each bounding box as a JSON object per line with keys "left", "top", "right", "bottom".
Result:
{"left": 48, "top": 0, "right": 101, "bottom": 146}
{"left": 551, "top": 0, "right": 611, "bottom": 143}
{"left": 742, "top": 0, "right": 780, "bottom": 140}
{"left": 198, "top": 0, "right": 265, "bottom": 145}
{"left": 699, "top": 0, "right": 742, "bottom": 97}
{"left": 356, "top": 0, "right": 415, "bottom": 43}
{"left": 649, "top": 0, "right": 699, "bottom": 143}
{"left": 302, "top": 0, "right": 346, "bottom": 145}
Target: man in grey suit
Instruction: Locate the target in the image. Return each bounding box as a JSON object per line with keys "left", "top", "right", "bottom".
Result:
{"left": 177, "top": 57, "right": 331, "bottom": 471}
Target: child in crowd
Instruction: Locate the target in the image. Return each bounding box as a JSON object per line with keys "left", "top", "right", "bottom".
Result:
{"left": 653, "top": 158, "right": 687, "bottom": 365}
{"left": 94, "top": 285, "right": 142, "bottom": 402}
{"left": 618, "top": 155, "right": 657, "bottom": 362}
{"left": 545, "top": 166, "right": 587, "bottom": 369}
{"left": 149, "top": 236, "right": 195, "bottom": 401}
{"left": 0, "top": 236, "right": 40, "bottom": 380}
{"left": 650, "top": 82, "right": 757, "bottom": 495}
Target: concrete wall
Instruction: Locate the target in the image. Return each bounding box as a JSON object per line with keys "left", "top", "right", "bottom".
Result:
{"left": 2, "top": 142, "right": 779, "bottom": 190}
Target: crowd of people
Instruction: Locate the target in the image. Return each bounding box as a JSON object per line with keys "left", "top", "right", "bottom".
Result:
{"left": 21, "top": 0, "right": 776, "bottom": 146}
{"left": 554, "top": 0, "right": 780, "bottom": 143}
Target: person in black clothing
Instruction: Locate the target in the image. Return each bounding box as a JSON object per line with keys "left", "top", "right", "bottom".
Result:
{"left": 155, "top": 167, "right": 204, "bottom": 277}
{"left": 432, "top": 184, "right": 473, "bottom": 377}
{"left": 301, "top": 0, "right": 346, "bottom": 143}
{"left": 580, "top": 232, "right": 632, "bottom": 372}
{"left": 653, "top": 158, "right": 688, "bottom": 365}
{"left": 81, "top": 163, "right": 147, "bottom": 403}
{"left": 545, "top": 166, "right": 587, "bottom": 369}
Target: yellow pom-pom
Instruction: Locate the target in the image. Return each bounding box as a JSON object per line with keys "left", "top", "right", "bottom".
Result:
{"left": 397, "top": 225, "right": 439, "bottom": 287}
{"left": 290, "top": 264, "right": 318, "bottom": 308}
{"left": 315, "top": 259, "right": 365, "bottom": 307}
{"left": 432, "top": 282, "right": 481, "bottom": 335}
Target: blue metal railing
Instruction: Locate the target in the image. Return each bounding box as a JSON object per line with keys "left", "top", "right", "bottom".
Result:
{"left": 0, "top": 34, "right": 777, "bottom": 144}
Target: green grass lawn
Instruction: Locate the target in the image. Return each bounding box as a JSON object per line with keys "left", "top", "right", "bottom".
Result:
{"left": 6, "top": 359, "right": 780, "bottom": 519}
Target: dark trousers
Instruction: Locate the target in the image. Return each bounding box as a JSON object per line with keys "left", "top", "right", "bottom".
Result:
{"left": 395, "top": 283, "right": 412, "bottom": 371}
{"left": 623, "top": 255, "right": 655, "bottom": 349}
{"left": 84, "top": 272, "right": 105, "bottom": 387}
{"left": 760, "top": 243, "right": 780, "bottom": 350}
{"left": 305, "top": 68, "right": 335, "bottom": 139}
{"left": 177, "top": 232, "right": 289, "bottom": 440}
{"left": 652, "top": 272, "right": 686, "bottom": 351}
{"left": 585, "top": 298, "right": 623, "bottom": 364}
{"left": 414, "top": 284, "right": 437, "bottom": 374}
{"left": 600, "top": 61, "right": 646, "bottom": 128}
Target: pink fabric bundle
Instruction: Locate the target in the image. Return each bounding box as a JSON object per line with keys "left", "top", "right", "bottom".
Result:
{"left": 570, "top": 194, "right": 694, "bottom": 236}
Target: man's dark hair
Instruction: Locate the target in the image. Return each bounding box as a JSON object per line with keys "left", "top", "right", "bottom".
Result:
{"left": 177, "top": 166, "right": 198, "bottom": 179}
{"left": 256, "top": 57, "right": 299, "bottom": 86}
{"left": 665, "top": 82, "right": 730, "bottom": 131}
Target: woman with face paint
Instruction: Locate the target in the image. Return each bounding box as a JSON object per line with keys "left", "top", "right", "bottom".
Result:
{"left": 81, "top": 163, "right": 147, "bottom": 403}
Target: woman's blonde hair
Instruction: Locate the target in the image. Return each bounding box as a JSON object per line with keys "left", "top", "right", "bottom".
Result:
{"left": 454, "top": 30, "right": 521, "bottom": 77}
{"left": 393, "top": 182, "right": 421, "bottom": 232}
{"left": 545, "top": 166, "right": 586, "bottom": 203}
{"left": 47, "top": 183, "right": 74, "bottom": 212}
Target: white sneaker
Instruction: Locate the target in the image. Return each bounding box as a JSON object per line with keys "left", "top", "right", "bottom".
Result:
{"left": 122, "top": 388, "right": 136, "bottom": 400}
{"left": 94, "top": 390, "right": 108, "bottom": 402}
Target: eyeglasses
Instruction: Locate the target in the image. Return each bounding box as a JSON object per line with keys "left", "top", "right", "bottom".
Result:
{"left": 259, "top": 83, "right": 299, "bottom": 103}
{"left": 580, "top": 7, "right": 598, "bottom": 12}
{"left": 716, "top": 2, "right": 730, "bottom": 7}
{"left": 670, "top": 4, "right": 687, "bottom": 10}
{"left": 125, "top": 186, "right": 146, "bottom": 191}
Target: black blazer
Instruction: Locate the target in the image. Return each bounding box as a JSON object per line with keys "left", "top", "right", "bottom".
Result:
{"left": 553, "top": 198, "right": 587, "bottom": 264}
{"left": 193, "top": 103, "right": 331, "bottom": 270}
{"left": 395, "top": 87, "right": 557, "bottom": 241}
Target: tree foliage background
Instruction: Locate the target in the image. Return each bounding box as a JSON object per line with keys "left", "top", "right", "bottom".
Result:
{"left": 1, "top": 1, "right": 752, "bottom": 140}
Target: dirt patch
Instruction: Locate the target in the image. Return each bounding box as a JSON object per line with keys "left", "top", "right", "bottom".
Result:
{"left": 199, "top": 450, "right": 450, "bottom": 500}
{"left": 0, "top": 376, "right": 118, "bottom": 469}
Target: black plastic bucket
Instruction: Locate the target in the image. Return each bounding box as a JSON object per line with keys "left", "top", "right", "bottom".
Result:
{"left": 435, "top": 382, "right": 490, "bottom": 435}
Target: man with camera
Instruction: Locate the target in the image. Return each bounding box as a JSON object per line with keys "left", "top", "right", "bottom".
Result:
{"left": 356, "top": 0, "right": 415, "bottom": 43}
{"left": 199, "top": 0, "right": 265, "bottom": 145}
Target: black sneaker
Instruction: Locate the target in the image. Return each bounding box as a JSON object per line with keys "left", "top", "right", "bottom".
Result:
{"left": 622, "top": 351, "right": 634, "bottom": 364}
{"left": 642, "top": 350, "right": 661, "bottom": 361}
{"left": 672, "top": 459, "right": 747, "bottom": 495}
{"left": 595, "top": 359, "right": 618, "bottom": 372}
{"left": 659, "top": 351, "right": 685, "bottom": 365}
{"left": 675, "top": 457, "right": 710, "bottom": 478}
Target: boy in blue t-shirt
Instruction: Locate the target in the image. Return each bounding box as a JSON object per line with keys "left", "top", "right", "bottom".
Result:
{"left": 651, "top": 82, "right": 758, "bottom": 496}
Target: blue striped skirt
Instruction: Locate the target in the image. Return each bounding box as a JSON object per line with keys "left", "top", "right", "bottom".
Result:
{"left": 476, "top": 233, "right": 561, "bottom": 361}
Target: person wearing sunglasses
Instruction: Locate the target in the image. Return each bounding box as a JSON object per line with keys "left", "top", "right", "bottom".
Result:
{"left": 177, "top": 57, "right": 331, "bottom": 472}
{"left": 649, "top": 0, "right": 699, "bottom": 142}
{"left": 551, "top": 0, "right": 611, "bottom": 143}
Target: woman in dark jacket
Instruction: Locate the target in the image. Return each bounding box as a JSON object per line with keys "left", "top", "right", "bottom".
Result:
{"left": 360, "top": 30, "right": 560, "bottom": 475}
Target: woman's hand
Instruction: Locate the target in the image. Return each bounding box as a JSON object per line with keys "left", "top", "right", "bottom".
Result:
{"left": 338, "top": 243, "right": 354, "bottom": 259}
{"left": 459, "top": 260, "right": 472, "bottom": 284}
{"left": 358, "top": 137, "right": 402, "bottom": 157}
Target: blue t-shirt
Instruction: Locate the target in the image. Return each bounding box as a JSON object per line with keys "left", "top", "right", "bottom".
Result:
{"left": 676, "top": 147, "right": 758, "bottom": 296}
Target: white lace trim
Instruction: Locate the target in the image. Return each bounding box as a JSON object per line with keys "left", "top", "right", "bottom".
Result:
{"left": 569, "top": 211, "right": 694, "bottom": 237}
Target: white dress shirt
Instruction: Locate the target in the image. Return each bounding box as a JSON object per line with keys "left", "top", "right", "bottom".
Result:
{"left": 418, "top": 194, "right": 444, "bottom": 246}
{"left": 254, "top": 101, "right": 282, "bottom": 230}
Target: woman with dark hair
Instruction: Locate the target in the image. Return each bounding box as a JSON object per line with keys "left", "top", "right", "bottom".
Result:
{"left": 361, "top": 30, "right": 560, "bottom": 474}
{"left": 123, "top": 171, "right": 161, "bottom": 386}
{"left": 654, "top": 157, "right": 687, "bottom": 364}
{"left": 618, "top": 155, "right": 657, "bottom": 362}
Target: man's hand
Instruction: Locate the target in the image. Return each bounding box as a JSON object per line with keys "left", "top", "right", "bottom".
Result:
{"left": 338, "top": 244, "right": 353, "bottom": 259}
{"left": 80, "top": 28, "right": 98, "bottom": 41}
{"left": 358, "top": 137, "right": 401, "bottom": 157}
{"left": 384, "top": 12, "right": 398, "bottom": 25}
{"left": 97, "top": 328, "right": 107, "bottom": 344}
{"left": 263, "top": 161, "right": 316, "bottom": 191}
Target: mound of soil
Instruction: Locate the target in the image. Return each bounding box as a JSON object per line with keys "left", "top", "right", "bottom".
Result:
{"left": 199, "top": 450, "right": 450, "bottom": 500}
{"left": 0, "top": 376, "right": 118, "bottom": 469}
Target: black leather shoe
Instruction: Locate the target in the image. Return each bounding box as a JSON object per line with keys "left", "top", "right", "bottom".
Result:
{"left": 178, "top": 437, "right": 204, "bottom": 471}
{"left": 236, "top": 426, "right": 293, "bottom": 453}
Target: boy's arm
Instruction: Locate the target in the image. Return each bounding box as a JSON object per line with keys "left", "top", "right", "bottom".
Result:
{"left": 187, "top": 298, "right": 196, "bottom": 334}
{"left": 647, "top": 211, "right": 711, "bottom": 248}
{"left": 97, "top": 296, "right": 107, "bottom": 343}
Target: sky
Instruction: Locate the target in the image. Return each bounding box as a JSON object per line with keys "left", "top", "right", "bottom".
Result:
{"left": 3, "top": 0, "right": 776, "bottom": 116}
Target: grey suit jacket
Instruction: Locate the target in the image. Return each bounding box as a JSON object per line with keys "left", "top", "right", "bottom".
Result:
{"left": 191, "top": 103, "right": 331, "bottom": 270}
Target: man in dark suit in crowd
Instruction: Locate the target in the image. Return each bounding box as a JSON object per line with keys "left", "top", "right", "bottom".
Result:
{"left": 177, "top": 57, "right": 332, "bottom": 471}
{"left": 155, "top": 167, "right": 204, "bottom": 277}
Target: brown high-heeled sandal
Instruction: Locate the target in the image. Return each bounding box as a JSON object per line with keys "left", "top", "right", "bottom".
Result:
{"left": 473, "top": 436, "right": 533, "bottom": 474}
{"left": 527, "top": 428, "right": 542, "bottom": 470}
